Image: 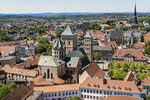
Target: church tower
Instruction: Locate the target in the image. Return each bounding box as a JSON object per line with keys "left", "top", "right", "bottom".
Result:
{"left": 131, "top": 4, "right": 139, "bottom": 32}
{"left": 52, "top": 37, "right": 66, "bottom": 60}
{"left": 84, "top": 32, "right": 93, "bottom": 63}
{"left": 61, "top": 26, "right": 77, "bottom": 54}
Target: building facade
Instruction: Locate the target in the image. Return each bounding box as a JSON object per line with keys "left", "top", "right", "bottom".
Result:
{"left": 33, "top": 78, "right": 141, "bottom": 100}
{"left": 112, "top": 49, "right": 147, "bottom": 64}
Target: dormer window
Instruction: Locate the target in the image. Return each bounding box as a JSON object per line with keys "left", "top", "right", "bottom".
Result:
{"left": 107, "top": 85, "right": 110, "bottom": 89}
{"left": 141, "top": 57, "right": 143, "bottom": 59}
{"left": 115, "top": 55, "right": 117, "bottom": 57}
{"left": 121, "top": 56, "right": 123, "bottom": 58}
{"left": 112, "top": 86, "right": 116, "bottom": 89}
{"left": 125, "top": 87, "right": 128, "bottom": 91}
{"left": 97, "top": 85, "right": 100, "bottom": 88}
{"left": 129, "top": 88, "right": 132, "bottom": 91}
{"left": 87, "top": 84, "right": 90, "bottom": 87}
{"left": 93, "top": 84, "right": 96, "bottom": 87}
{"left": 118, "top": 86, "right": 121, "bottom": 90}
{"left": 69, "top": 64, "right": 71, "bottom": 66}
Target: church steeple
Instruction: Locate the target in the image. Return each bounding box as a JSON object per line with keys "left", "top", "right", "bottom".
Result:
{"left": 133, "top": 3, "right": 137, "bottom": 24}
{"left": 131, "top": 2, "right": 138, "bottom": 32}
{"left": 134, "top": 3, "right": 137, "bottom": 17}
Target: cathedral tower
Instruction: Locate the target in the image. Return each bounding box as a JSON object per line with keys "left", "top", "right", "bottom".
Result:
{"left": 52, "top": 37, "right": 66, "bottom": 60}
{"left": 84, "top": 32, "right": 93, "bottom": 63}
{"left": 61, "top": 26, "right": 77, "bottom": 54}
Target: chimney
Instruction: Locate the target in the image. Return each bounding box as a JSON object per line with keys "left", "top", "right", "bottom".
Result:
{"left": 103, "top": 78, "right": 107, "bottom": 84}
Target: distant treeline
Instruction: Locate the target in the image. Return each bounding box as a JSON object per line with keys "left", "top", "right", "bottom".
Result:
{"left": 0, "top": 13, "right": 150, "bottom": 21}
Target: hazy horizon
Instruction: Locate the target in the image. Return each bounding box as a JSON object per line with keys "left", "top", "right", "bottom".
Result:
{"left": 0, "top": 0, "right": 150, "bottom": 14}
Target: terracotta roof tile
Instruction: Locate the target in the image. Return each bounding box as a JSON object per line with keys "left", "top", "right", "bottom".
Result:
{"left": 2, "top": 65, "right": 38, "bottom": 77}
{"left": 0, "top": 46, "right": 16, "bottom": 56}
{"left": 54, "top": 77, "right": 65, "bottom": 84}
{"left": 124, "top": 71, "right": 137, "bottom": 82}
{"left": 112, "top": 49, "right": 146, "bottom": 60}
{"left": 80, "top": 78, "right": 141, "bottom": 94}
{"left": 86, "top": 63, "right": 106, "bottom": 79}
{"left": 142, "top": 77, "right": 150, "bottom": 86}
{"left": 33, "top": 84, "right": 81, "bottom": 93}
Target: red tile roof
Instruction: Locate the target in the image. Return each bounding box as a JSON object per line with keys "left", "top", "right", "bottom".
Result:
{"left": 142, "top": 77, "right": 150, "bottom": 86}
{"left": 112, "top": 49, "right": 146, "bottom": 61}
{"left": 0, "top": 46, "right": 16, "bottom": 56}
{"left": 86, "top": 63, "right": 106, "bottom": 79}
{"left": 80, "top": 78, "right": 141, "bottom": 94}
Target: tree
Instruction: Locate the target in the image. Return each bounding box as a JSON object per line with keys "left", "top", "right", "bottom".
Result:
{"left": 55, "top": 31, "right": 62, "bottom": 38}
{"left": 40, "top": 37, "right": 49, "bottom": 44}
{"left": 130, "top": 63, "right": 136, "bottom": 71}
{"left": 146, "top": 41, "right": 150, "bottom": 46}
{"left": 144, "top": 46, "right": 150, "bottom": 56}
{"left": 146, "top": 95, "right": 150, "bottom": 100}
{"left": 93, "top": 42, "right": 99, "bottom": 46}
{"left": 36, "top": 44, "right": 44, "bottom": 54}
{"left": 93, "top": 52, "right": 101, "bottom": 60}
{"left": 120, "top": 62, "right": 129, "bottom": 72}
{"left": 12, "top": 63, "right": 16, "bottom": 66}
{"left": 63, "top": 96, "right": 81, "bottom": 100}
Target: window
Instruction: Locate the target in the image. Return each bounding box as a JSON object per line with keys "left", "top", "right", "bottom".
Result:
{"left": 44, "top": 73, "right": 46, "bottom": 78}
{"left": 118, "top": 86, "right": 121, "bottom": 90}
{"left": 107, "top": 91, "right": 109, "bottom": 95}
{"left": 104, "top": 91, "right": 106, "bottom": 95}
{"left": 125, "top": 87, "right": 128, "bottom": 91}
{"left": 112, "top": 86, "right": 116, "bottom": 89}
{"left": 87, "top": 95, "right": 89, "bottom": 99}
{"left": 110, "top": 92, "right": 112, "bottom": 95}
{"left": 76, "top": 91, "right": 78, "bottom": 94}
{"left": 47, "top": 69, "right": 50, "bottom": 78}
{"left": 90, "top": 96, "right": 92, "bottom": 99}
{"left": 66, "top": 92, "right": 68, "bottom": 95}
{"left": 100, "top": 91, "right": 102, "bottom": 94}
{"left": 93, "top": 84, "right": 96, "bottom": 87}
{"left": 129, "top": 88, "right": 132, "bottom": 91}
{"left": 87, "top": 84, "right": 90, "bottom": 87}
{"left": 87, "top": 89, "right": 89, "bottom": 93}
{"left": 84, "top": 89, "right": 86, "bottom": 92}
{"left": 97, "top": 85, "right": 100, "bottom": 88}
{"left": 49, "top": 94, "right": 50, "bottom": 97}
{"left": 107, "top": 85, "right": 110, "bottom": 89}
{"left": 59, "top": 93, "right": 61, "bottom": 96}
{"left": 81, "top": 95, "right": 83, "bottom": 98}
{"left": 51, "top": 73, "right": 53, "bottom": 79}
{"left": 93, "top": 90, "right": 95, "bottom": 94}
{"left": 68, "top": 41, "right": 70, "bottom": 45}
{"left": 97, "top": 90, "right": 98, "bottom": 94}
{"left": 45, "top": 94, "right": 47, "bottom": 97}
{"left": 90, "top": 90, "right": 92, "bottom": 93}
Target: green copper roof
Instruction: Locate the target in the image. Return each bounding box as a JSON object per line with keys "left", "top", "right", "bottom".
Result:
{"left": 53, "top": 38, "right": 65, "bottom": 50}
{"left": 38, "top": 56, "right": 65, "bottom": 67}
{"left": 84, "top": 32, "right": 93, "bottom": 38}
{"left": 9, "top": 51, "right": 14, "bottom": 54}
{"left": 61, "top": 26, "right": 77, "bottom": 36}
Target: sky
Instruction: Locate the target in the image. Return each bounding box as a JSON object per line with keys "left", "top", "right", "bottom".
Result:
{"left": 0, "top": 0, "right": 150, "bottom": 14}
